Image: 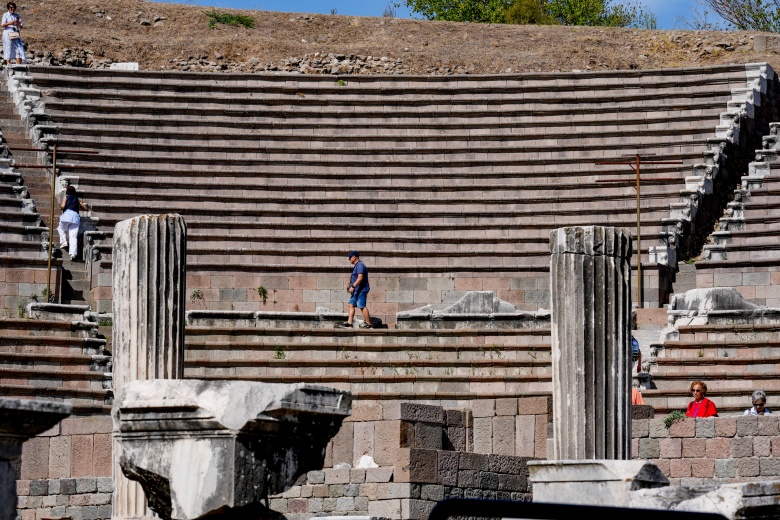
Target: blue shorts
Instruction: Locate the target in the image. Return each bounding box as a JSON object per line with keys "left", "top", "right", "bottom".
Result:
{"left": 348, "top": 286, "right": 369, "bottom": 309}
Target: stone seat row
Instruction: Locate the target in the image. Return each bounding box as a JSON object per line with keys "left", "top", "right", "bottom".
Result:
{"left": 20, "top": 62, "right": 750, "bottom": 87}
{"left": 182, "top": 314, "right": 554, "bottom": 400}
{"left": 0, "top": 318, "right": 112, "bottom": 414}
{"left": 46, "top": 149, "right": 710, "bottom": 174}
{"left": 48, "top": 105, "right": 727, "bottom": 132}
{"left": 45, "top": 118, "right": 720, "bottom": 144}
{"left": 61, "top": 160, "right": 696, "bottom": 183}
{"left": 45, "top": 131, "right": 713, "bottom": 158}
{"left": 38, "top": 104, "right": 729, "bottom": 134}
{"left": 22, "top": 63, "right": 748, "bottom": 92}
{"left": 38, "top": 99, "right": 730, "bottom": 130}
{"left": 36, "top": 89, "right": 736, "bottom": 116}
{"left": 643, "top": 321, "right": 780, "bottom": 414}
{"left": 24, "top": 66, "right": 748, "bottom": 90}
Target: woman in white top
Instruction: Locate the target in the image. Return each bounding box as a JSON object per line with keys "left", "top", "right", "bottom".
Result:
{"left": 2, "top": 2, "right": 25, "bottom": 65}
{"left": 744, "top": 389, "right": 772, "bottom": 416}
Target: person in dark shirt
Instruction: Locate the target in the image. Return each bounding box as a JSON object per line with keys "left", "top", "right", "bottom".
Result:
{"left": 57, "top": 185, "right": 88, "bottom": 261}
{"left": 341, "top": 251, "right": 372, "bottom": 329}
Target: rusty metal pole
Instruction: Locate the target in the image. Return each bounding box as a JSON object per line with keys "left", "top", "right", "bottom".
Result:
{"left": 635, "top": 153, "right": 642, "bottom": 308}
{"left": 45, "top": 143, "right": 57, "bottom": 302}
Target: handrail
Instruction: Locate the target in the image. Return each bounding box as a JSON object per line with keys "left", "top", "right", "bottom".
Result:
{"left": 15, "top": 144, "right": 103, "bottom": 303}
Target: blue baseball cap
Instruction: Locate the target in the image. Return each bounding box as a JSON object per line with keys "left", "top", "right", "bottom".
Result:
{"left": 347, "top": 251, "right": 359, "bottom": 258}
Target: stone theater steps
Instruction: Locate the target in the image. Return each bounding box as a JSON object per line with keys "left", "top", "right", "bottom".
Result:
{"left": 8, "top": 62, "right": 770, "bottom": 314}
{"left": 0, "top": 318, "right": 112, "bottom": 414}
{"left": 644, "top": 322, "right": 780, "bottom": 415}
{"left": 184, "top": 324, "right": 553, "bottom": 400}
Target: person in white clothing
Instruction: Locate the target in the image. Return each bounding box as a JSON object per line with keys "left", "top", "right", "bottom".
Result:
{"left": 57, "top": 185, "right": 88, "bottom": 261}
{"left": 2, "top": 3, "right": 25, "bottom": 65}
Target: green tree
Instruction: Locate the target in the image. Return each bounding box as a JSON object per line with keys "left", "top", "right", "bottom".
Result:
{"left": 506, "top": 0, "right": 558, "bottom": 24}
{"left": 404, "top": 0, "right": 515, "bottom": 22}
{"left": 405, "top": 0, "right": 655, "bottom": 27}
{"left": 544, "top": 0, "right": 654, "bottom": 27}
{"left": 694, "top": 0, "right": 780, "bottom": 31}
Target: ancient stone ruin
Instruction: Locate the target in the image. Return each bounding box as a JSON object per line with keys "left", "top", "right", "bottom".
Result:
{"left": 115, "top": 380, "right": 351, "bottom": 520}
{"left": 0, "top": 398, "right": 70, "bottom": 520}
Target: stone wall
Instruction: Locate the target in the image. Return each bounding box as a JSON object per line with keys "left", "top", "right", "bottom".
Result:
{"left": 16, "top": 416, "right": 112, "bottom": 520}
{"left": 695, "top": 267, "right": 780, "bottom": 307}
{"left": 89, "top": 269, "right": 673, "bottom": 318}
{"left": 272, "top": 402, "right": 535, "bottom": 520}
{"left": 94, "top": 272, "right": 553, "bottom": 320}
{"left": 327, "top": 398, "right": 551, "bottom": 468}
{"left": 0, "top": 264, "right": 58, "bottom": 318}
{"left": 632, "top": 415, "right": 780, "bottom": 485}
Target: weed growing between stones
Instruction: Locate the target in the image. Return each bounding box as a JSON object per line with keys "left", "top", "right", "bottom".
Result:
{"left": 274, "top": 345, "right": 286, "bottom": 359}
{"left": 664, "top": 410, "right": 685, "bottom": 429}
{"left": 257, "top": 286, "right": 269, "bottom": 306}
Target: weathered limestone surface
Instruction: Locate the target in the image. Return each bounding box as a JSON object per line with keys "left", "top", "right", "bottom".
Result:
{"left": 396, "top": 291, "right": 551, "bottom": 330}
{"left": 0, "top": 398, "right": 71, "bottom": 520}
{"left": 528, "top": 460, "right": 669, "bottom": 507}
{"left": 116, "top": 380, "right": 351, "bottom": 520}
{"left": 530, "top": 459, "right": 780, "bottom": 519}
{"left": 550, "top": 226, "right": 633, "bottom": 459}
{"left": 630, "top": 481, "right": 780, "bottom": 518}
{"left": 112, "top": 214, "right": 187, "bottom": 519}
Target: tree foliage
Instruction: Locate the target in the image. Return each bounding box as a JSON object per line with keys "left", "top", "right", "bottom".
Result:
{"left": 694, "top": 0, "right": 780, "bottom": 31}
{"left": 404, "top": 0, "right": 655, "bottom": 28}
{"left": 403, "top": 0, "right": 515, "bottom": 23}
{"left": 505, "top": 0, "right": 558, "bottom": 24}
{"left": 545, "top": 0, "right": 654, "bottom": 27}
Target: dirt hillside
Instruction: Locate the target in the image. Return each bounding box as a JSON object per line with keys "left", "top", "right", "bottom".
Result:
{"left": 12, "top": 0, "right": 780, "bottom": 73}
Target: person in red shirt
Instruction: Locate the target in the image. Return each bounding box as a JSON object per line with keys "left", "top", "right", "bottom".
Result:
{"left": 686, "top": 380, "right": 718, "bottom": 418}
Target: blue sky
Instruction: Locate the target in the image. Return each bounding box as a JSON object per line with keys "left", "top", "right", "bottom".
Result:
{"left": 152, "top": 0, "right": 722, "bottom": 30}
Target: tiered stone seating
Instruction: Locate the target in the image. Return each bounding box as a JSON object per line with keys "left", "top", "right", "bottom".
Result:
{"left": 8, "top": 64, "right": 770, "bottom": 316}
{"left": 184, "top": 311, "right": 552, "bottom": 401}
{"left": 698, "top": 122, "right": 780, "bottom": 306}
{"left": 644, "top": 318, "right": 780, "bottom": 415}
{"left": 0, "top": 317, "right": 112, "bottom": 414}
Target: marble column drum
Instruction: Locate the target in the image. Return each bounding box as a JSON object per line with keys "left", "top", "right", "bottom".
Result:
{"left": 111, "top": 214, "right": 187, "bottom": 519}
{"left": 549, "top": 226, "right": 633, "bottom": 460}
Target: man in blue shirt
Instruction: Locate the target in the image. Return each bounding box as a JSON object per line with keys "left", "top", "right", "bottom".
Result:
{"left": 341, "top": 251, "right": 372, "bottom": 329}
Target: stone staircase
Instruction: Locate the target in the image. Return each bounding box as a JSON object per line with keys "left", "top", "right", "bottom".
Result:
{"left": 697, "top": 121, "right": 780, "bottom": 306}
{"left": 0, "top": 73, "right": 93, "bottom": 309}
{"left": 0, "top": 316, "right": 112, "bottom": 414}
{"left": 5, "top": 63, "right": 775, "bottom": 316}
{"left": 645, "top": 318, "right": 780, "bottom": 416}
{"left": 184, "top": 310, "right": 552, "bottom": 401}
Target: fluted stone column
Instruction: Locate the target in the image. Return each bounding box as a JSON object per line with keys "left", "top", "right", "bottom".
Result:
{"left": 112, "top": 214, "right": 186, "bottom": 519}
{"left": 550, "top": 226, "right": 632, "bottom": 460}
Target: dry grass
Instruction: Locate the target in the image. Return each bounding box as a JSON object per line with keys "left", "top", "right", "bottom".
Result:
{"left": 14, "top": 0, "right": 780, "bottom": 73}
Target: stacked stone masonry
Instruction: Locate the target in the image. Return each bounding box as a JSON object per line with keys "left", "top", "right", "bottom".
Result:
{"left": 16, "top": 416, "right": 111, "bottom": 520}
{"left": 632, "top": 416, "right": 780, "bottom": 486}
{"left": 272, "top": 402, "right": 533, "bottom": 520}
{"left": 0, "top": 265, "right": 60, "bottom": 319}
{"left": 327, "top": 398, "right": 550, "bottom": 469}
